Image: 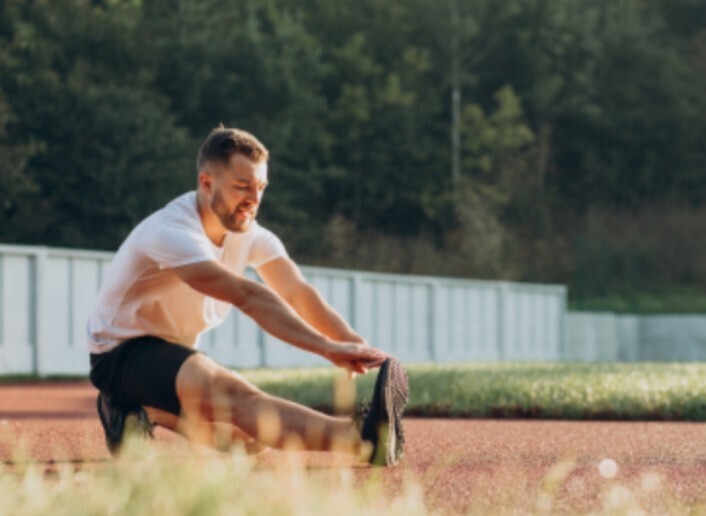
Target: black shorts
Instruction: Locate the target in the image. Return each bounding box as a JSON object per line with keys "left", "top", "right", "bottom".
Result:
{"left": 89, "top": 336, "right": 198, "bottom": 416}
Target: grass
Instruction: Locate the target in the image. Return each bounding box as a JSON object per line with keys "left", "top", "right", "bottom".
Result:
{"left": 1, "top": 440, "right": 705, "bottom": 515}
{"left": 570, "top": 287, "right": 706, "bottom": 314}
{"left": 0, "top": 452, "right": 426, "bottom": 516}
{"left": 0, "top": 375, "right": 86, "bottom": 384}
{"left": 243, "top": 362, "right": 706, "bottom": 421}
{"left": 2, "top": 362, "right": 706, "bottom": 420}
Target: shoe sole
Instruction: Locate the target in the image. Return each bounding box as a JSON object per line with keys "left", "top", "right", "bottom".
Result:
{"left": 370, "top": 357, "right": 409, "bottom": 466}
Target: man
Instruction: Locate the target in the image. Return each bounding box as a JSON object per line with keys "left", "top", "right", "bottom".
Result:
{"left": 86, "top": 126, "right": 408, "bottom": 466}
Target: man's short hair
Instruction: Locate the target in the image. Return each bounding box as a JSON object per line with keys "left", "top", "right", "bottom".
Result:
{"left": 196, "top": 125, "right": 269, "bottom": 171}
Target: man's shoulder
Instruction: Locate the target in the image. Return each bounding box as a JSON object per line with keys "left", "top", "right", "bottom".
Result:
{"left": 159, "top": 192, "right": 199, "bottom": 223}
{"left": 141, "top": 192, "right": 201, "bottom": 235}
{"left": 250, "top": 221, "right": 279, "bottom": 238}
{"left": 223, "top": 221, "right": 276, "bottom": 253}
{"left": 245, "top": 221, "right": 288, "bottom": 268}
{"left": 132, "top": 192, "right": 209, "bottom": 252}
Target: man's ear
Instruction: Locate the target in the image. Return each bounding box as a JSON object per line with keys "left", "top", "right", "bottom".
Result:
{"left": 198, "top": 170, "right": 214, "bottom": 194}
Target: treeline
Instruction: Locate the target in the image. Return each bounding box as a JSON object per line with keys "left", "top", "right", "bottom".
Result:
{"left": 1, "top": 0, "right": 706, "bottom": 311}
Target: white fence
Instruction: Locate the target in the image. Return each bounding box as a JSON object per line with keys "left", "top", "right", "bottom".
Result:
{"left": 564, "top": 313, "right": 706, "bottom": 362}
{"left": 563, "top": 313, "right": 640, "bottom": 362}
{"left": 0, "top": 244, "right": 567, "bottom": 375}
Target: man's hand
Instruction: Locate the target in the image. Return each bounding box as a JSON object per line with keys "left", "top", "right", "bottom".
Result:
{"left": 324, "top": 341, "right": 387, "bottom": 375}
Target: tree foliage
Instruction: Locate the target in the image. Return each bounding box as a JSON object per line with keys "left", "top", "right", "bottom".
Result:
{"left": 1, "top": 0, "right": 705, "bottom": 305}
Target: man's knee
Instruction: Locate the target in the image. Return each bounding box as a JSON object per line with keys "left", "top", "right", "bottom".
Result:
{"left": 176, "top": 355, "right": 264, "bottom": 421}
{"left": 209, "top": 371, "right": 262, "bottom": 407}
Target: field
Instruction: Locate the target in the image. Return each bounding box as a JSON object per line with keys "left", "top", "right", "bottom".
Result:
{"left": 2, "top": 363, "right": 706, "bottom": 514}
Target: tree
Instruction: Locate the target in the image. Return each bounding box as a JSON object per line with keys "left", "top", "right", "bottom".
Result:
{"left": 0, "top": 0, "right": 194, "bottom": 248}
{"left": 0, "top": 91, "right": 38, "bottom": 224}
{"left": 477, "top": 0, "right": 706, "bottom": 211}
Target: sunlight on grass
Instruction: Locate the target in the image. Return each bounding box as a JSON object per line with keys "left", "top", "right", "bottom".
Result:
{"left": 1, "top": 438, "right": 705, "bottom": 515}
{"left": 244, "top": 362, "right": 706, "bottom": 420}
{"left": 0, "top": 441, "right": 426, "bottom": 516}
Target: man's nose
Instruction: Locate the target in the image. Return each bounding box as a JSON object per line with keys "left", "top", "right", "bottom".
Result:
{"left": 245, "top": 187, "right": 260, "bottom": 204}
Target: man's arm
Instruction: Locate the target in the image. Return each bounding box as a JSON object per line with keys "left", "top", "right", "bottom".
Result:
{"left": 174, "top": 260, "right": 384, "bottom": 372}
{"left": 256, "top": 257, "right": 365, "bottom": 344}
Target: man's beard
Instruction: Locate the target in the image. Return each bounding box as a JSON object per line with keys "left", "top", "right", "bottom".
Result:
{"left": 210, "top": 189, "right": 256, "bottom": 233}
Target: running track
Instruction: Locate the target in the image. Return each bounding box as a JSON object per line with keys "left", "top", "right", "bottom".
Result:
{"left": 1, "top": 381, "right": 706, "bottom": 513}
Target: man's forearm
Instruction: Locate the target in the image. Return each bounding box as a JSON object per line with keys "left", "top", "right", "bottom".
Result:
{"left": 175, "top": 262, "right": 334, "bottom": 357}
{"left": 255, "top": 258, "right": 365, "bottom": 344}
{"left": 291, "top": 285, "right": 364, "bottom": 343}
{"left": 231, "top": 279, "right": 335, "bottom": 356}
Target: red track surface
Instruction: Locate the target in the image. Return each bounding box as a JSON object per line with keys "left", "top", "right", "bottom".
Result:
{"left": 1, "top": 381, "right": 706, "bottom": 513}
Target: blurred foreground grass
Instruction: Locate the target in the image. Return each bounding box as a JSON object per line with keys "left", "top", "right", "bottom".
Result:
{"left": 0, "top": 449, "right": 425, "bottom": 516}
{"left": 1, "top": 440, "right": 704, "bottom": 515}
{"left": 244, "top": 362, "right": 706, "bottom": 421}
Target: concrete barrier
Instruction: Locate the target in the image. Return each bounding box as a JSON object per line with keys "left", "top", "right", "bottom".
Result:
{"left": 563, "top": 313, "right": 640, "bottom": 362}
{"left": 0, "top": 244, "right": 567, "bottom": 374}
{"left": 640, "top": 316, "right": 706, "bottom": 361}
{"left": 563, "top": 313, "right": 706, "bottom": 362}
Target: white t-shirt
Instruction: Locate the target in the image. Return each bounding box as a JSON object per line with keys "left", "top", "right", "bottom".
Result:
{"left": 86, "top": 192, "right": 288, "bottom": 353}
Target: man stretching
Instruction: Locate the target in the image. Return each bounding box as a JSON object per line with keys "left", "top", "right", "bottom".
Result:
{"left": 86, "top": 126, "right": 408, "bottom": 466}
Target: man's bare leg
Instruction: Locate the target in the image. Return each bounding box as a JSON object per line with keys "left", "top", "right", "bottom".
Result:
{"left": 143, "top": 406, "right": 267, "bottom": 454}
{"left": 174, "top": 354, "right": 363, "bottom": 453}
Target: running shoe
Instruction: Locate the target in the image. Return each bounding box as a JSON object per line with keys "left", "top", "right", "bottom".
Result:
{"left": 359, "top": 357, "right": 409, "bottom": 466}
{"left": 96, "top": 392, "right": 154, "bottom": 456}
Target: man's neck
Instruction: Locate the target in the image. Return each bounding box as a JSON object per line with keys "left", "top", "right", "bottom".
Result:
{"left": 195, "top": 191, "right": 227, "bottom": 247}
